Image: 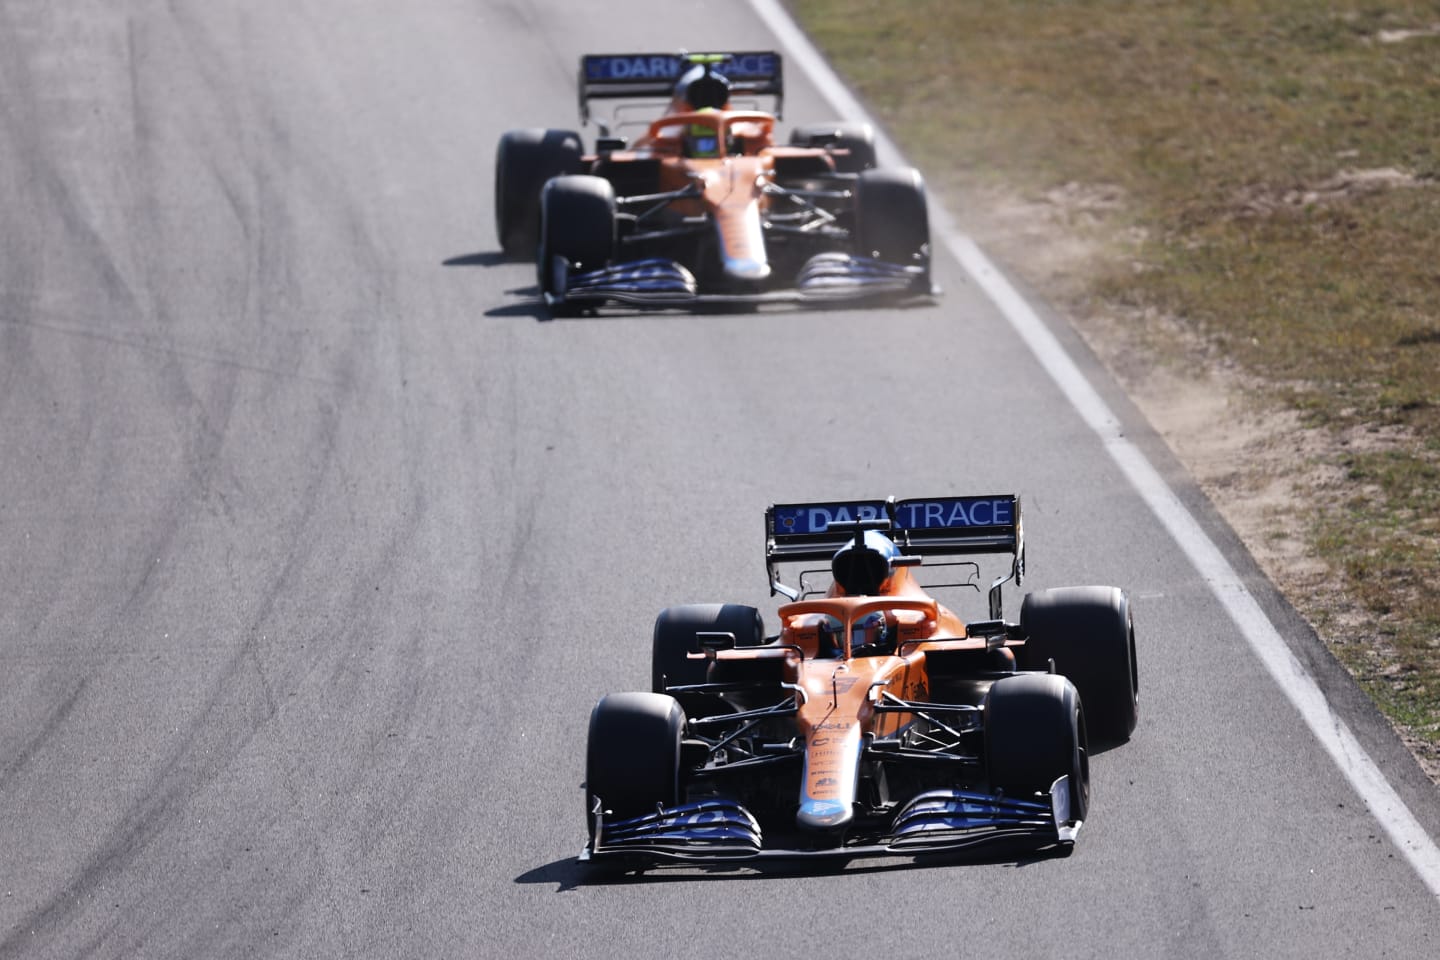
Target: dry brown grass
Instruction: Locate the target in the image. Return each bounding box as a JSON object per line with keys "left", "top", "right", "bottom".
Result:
{"left": 790, "top": 0, "right": 1440, "bottom": 771}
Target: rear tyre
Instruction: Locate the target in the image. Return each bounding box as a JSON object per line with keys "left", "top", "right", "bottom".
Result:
{"left": 855, "top": 167, "right": 930, "bottom": 269}
{"left": 789, "top": 122, "right": 877, "bottom": 173}
{"left": 494, "top": 128, "right": 583, "bottom": 258}
{"left": 652, "top": 604, "right": 765, "bottom": 713}
{"left": 585, "top": 692, "right": 685, "bottom": 837}
{"left": 1019, "top": 586, "right": 1139, "bottom": 746}
{"left": 984, "top": 674, "right": 1089, "bottom": 822}
{"left": 537, "top": 175, "right": 616, "bottom": 315}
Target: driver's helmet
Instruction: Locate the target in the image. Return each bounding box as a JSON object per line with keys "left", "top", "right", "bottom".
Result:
{"left": 684, "top": 108, "right": 721, "bottom": 158}
{"left": 831, "top": 530, "right": 899, "bottom": 596}
{"left": 676, "top": 63, "right": 731, "bottom": 111}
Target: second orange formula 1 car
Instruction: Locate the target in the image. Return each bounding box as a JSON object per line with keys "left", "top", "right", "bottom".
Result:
{"left": 582, "top": 495, "right": 1139, "bottom": 866}
{"left": 495, "top": 52, "right": 936, "bottom": 314}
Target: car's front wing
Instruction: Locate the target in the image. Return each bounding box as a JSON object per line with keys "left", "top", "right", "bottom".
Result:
{"left": 580, "top": 778, "right": 1079, "bottom": 865}
{"left": 547, "top": 253, "right": 935, "bottom": 311}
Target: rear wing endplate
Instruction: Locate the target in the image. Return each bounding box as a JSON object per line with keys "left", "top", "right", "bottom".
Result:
{"left": 765, "top": 496, "right": 1026, "bottom": 614}
{"left": 578, "top": 51, "right": 784, "bottom": 123}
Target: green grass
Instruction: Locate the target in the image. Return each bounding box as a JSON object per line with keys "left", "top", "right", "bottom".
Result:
{"left": 790, "top": 0, "right": 1440, "bottom": 756}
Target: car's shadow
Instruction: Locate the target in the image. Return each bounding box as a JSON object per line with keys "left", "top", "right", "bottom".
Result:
{"left": 1089, "top": 734, "right": 1133, "bottom": 758}
{"left": 443, "top": 251, "right": 509, "bottom": 268}
{"left": 515, "top": 841, "right": 1072, "bottom": 891}
{"left": 442, "top": 250, "right": 553, "bottom": 320}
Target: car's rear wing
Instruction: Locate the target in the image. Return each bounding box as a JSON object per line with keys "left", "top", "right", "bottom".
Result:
{"left": 765, "top": 496, "right": 1025, "bottom": 615}
{"left": 578, "top": 51, "right": 784, "bottom": 124}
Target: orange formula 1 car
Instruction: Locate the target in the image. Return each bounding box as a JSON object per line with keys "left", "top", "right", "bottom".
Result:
{"left": 494, "top": 52, "right": 936, "bottom": 314}
{"left": 582, "top": 495, "right": 1139, "bottom": 866}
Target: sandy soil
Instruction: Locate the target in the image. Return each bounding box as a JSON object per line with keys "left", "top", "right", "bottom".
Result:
{"left": 950, "top": 179, "right": 1440, "bottom": 785}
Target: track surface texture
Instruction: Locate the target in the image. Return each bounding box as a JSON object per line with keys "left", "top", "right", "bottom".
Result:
{"left": 2, "top": 2, "right": 1437, "bottom": 957}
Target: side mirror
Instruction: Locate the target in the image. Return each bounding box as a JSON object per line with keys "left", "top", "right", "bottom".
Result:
{"left": 966, "top": 619, "right": 1021, "bottom": 650}
{"left": 693, "top": 631, "right": 737, "bottom": 656}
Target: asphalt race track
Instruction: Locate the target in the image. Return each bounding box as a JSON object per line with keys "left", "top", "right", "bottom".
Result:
{"left": 3, "top": 2, "right": 1438, "bottom": 957}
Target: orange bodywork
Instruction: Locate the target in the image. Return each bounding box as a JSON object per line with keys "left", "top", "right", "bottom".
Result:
{"left": 595, "top": 105, "right": 832, "bottom": 281}
{"left": 704, "top": 566, "right": 1017, "bottom": 830}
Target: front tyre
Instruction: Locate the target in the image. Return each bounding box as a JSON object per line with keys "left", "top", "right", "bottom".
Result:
{"left": 538, "top": 174, "right": 616, "bottom": 315}
{"left": 984, "top": 673, "right": 1089, "bottom": 824}
{"left": 585, "top": 692, "right": 685, "bottom": 838}
{"left": 855, "top": 167, "right": 930, "bottom": 273}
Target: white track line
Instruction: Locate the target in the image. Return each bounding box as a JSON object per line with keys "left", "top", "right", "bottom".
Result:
{"left": 749, "top": 0, "right": 1440, "bottom": 898}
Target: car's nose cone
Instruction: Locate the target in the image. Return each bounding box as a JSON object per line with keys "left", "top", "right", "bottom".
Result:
{"left": 797, "top": 797, "right": 852, "bottom": 830}
{"left": 724, "top": 256, "right": 772, "bottom": 281}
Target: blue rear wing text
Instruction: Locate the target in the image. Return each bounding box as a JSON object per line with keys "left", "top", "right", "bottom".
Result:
{"left": 582, "top": 52, "right": 781, "bottom": 84}
{"left": 765, "top": 495, "right": 1026, "bottom": 609}
{"left": 771, "top": 496, "right": 1017, "bottom": 538}
{"left": 578, "top": 51, "right": 784, "bottom": 122}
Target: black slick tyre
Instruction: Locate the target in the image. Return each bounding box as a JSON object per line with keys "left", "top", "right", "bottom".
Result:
{"left": 855, "top": 167, "right": 930, "bottom": 269}
{"left": 494, "top": 128, "right": 583, "bottom": 259}
{"left": 585, "top": 692, "right": 685, "bottom": 837}
{"left": 537, "top": 174, "right": 615, "bottom": 315}
{"left": 652, "top": 604, "right": 765, "bottom": 713}
{"left": 984, "top": 673, "right": 1089, "bottom": 823}
{"left": 1019, "top": 585, "right": 1139, "bottom": 746}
